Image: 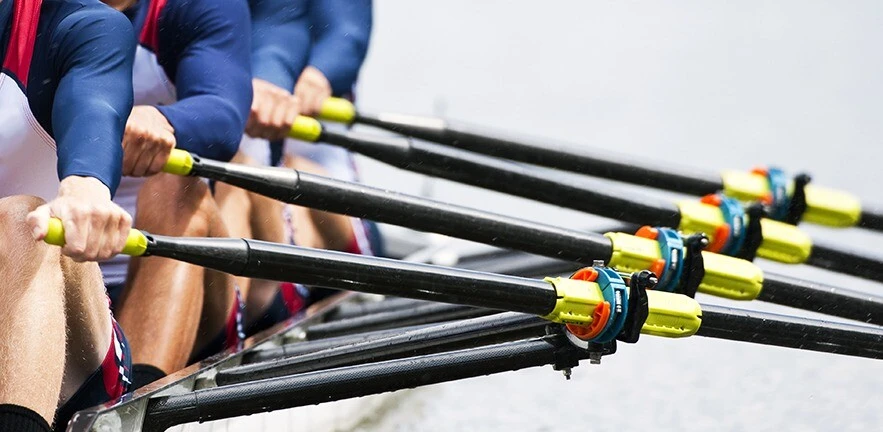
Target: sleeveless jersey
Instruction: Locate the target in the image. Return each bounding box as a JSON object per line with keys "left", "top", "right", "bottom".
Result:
{"left": 0, "top": 0, "right": 59, "bottom": 201}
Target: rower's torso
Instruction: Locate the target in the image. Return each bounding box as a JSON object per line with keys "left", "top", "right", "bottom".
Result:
{"left": 0, "top": 0, "right": 58, "bottom": 200}
{"left": 0, "top": 72, "right": 59, "bottom": 200}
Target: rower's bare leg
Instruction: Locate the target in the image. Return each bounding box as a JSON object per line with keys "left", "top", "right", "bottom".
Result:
{"left": 215, "top": 152, "right": 256, "bottom": 301}
{"left": 194, "top": 209, "right": 237, "bottom": 354}
{"left": 0, "top": 196, "right": 113, "bottom": 427}
{"left": 117, "top": 174, "right": 230, "bottom": 373}
{"left": 0, "top": 197, "right": 67, "bottom": 423}
{"left": 59, "top": 255, "right": 112, "bottom": 402}
{"left": 243, "top": 179, "right": 291, "bottom": 317}
{"left": 282, "top": 155, "right": 355, "bottom": 251}
{"left": 216, "top": 152, "right": 287, "bottom": 322}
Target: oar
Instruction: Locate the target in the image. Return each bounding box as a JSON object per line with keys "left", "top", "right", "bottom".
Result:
{"left": 316, "top": 97, "right": 883, "bottom": 232}
{"left": 218, "top": 304, "right": 883, "bottom": 386}
{"left": 45, "top": 220, "right": 706, "bottom": 342}
{"left": 42, "top": 222, "right": 883, "bottom": 362}
{"left": 150, "top": 149, "right": 883, "bottom": 324}
{"left": 287, "top": 117, "right": 883, "bottom": 282}
{"left": 142, "top": 314, "right": 883, "bottom": 432}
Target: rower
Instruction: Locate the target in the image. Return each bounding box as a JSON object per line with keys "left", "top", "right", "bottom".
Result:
{"left": 0, "top": 0, "right": 135, "bottom": 430}
{"left": 216, "top": 0, "right": 379, "bottom": 335}
{"left": 98, "top": 0, "right": 252, "bottom": 389}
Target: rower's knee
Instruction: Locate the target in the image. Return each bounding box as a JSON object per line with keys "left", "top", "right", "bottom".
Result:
{"left": 0, "top": 196, "right": 59, "bottom": 266}
{"left": 135, "top": 173, "right": 216, "bottom": 236}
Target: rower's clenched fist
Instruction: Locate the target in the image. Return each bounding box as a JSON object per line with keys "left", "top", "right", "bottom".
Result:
{"left": 122, "top": 105, "right": 177, "bottom": 177}
{"left": 294, "top": 66, "right": 332, "bottom": 117}
{"left": 27, "top": 176, "right": 132, "bottom": 262}
{"left": 246, "top": 78, "right": 300, "bottom": 141}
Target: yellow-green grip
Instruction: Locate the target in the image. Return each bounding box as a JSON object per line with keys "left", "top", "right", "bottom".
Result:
{"left": 542, "top": 276, "right": 701, "bottom": 338}
{"left": 642, "top": 290, "right": 703, "bottom": 338}
{"left": 605, "top": 232, "right": 764, "bottom": 300}
{"left": 720, "top": 170, "right": 862, "bottom": 227}
{"left": 317, "top": 97, "right": 357, "bottom": 124}
{"left": 44, "top": 218, "right": 148, "bottom": 257}
{"left": 288, "top": 116, "right": 323, "bottom": 142}
{"left": 163, "top": 149, "right": 194, "bottom": 176}
{"left": 677, "top": 200, "right": 812, "bottom": 264}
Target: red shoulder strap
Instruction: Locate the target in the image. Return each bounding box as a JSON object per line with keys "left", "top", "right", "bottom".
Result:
{"left": 3, "top": 0, "right": 43, "bottom": 87}
{"left": 138, "top": 0, "right": 167, "bottom": 52}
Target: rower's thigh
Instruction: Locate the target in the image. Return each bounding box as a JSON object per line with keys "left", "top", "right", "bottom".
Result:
{"left": 136, "top": 173, "right": 214, "bottom": 234}
{"left": 0, "top": 196, "right": 109, "bottom": 400}
{"left": 59, "top": 251, "right": 113, "bottom": 400}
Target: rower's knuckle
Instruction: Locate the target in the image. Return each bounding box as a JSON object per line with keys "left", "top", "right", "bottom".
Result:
{"left": 67, "top": 241, "right": 86, "bottom": 256}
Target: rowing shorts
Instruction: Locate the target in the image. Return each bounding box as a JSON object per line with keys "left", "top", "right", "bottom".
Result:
{"left": 245, "top": 281, "right": 310, "bottom": 337}
{"left": 104, "top": 283, "right": 245, "bottom": 364}
{"left": 54, "top": 320, "right": 131, "bottom": 430}
{"left": 189, "top": 282, "right": 246, "bottom": 363}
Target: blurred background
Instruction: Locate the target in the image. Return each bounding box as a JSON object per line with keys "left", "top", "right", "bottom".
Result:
{"left": 342, "top": 1, "right": 883, "bottom": 431}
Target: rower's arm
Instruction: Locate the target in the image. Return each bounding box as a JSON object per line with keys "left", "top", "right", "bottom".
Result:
{"left": 249, "top": 0, "right": 311, "bottom": 91}
{"left": 155, "top": 0, "right": 253, "bottom": 162}
{"left": 307, "top": 0, "right": 372, "bottom": 95}
{"left": 50, "top": 6, "right": 135, "bottom": 195}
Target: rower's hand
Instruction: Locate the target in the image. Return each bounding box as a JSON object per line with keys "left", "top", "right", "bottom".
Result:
{"left": 122, "top": 105, "right": 177, "bottom": 177}
{"left": 246, "top": 78, "right": 300, "bottom": 141}
{"left": 293, "top": 66, "right": 332, "bottom": 117}
{"left": 27, "top": 176, "right": 132, "bottom": 262}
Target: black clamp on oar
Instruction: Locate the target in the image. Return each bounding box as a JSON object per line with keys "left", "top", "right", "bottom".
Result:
{"left": 740, "top": 168, "right": 812, "bottom": 226}
{"left": 784, "top": 173, "right": 812, "bottom": 225}
{"left": 675, "top": 233, "right": 707, "bottom": 298}
{"left": 616, "top": 270, "right": 654, "bottom": 344}
{"left": 736, "top": 203, "right": 765, "bottom": 261}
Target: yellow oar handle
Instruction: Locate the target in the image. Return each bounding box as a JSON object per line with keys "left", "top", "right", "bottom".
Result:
{"left": 721, "top": 170, "right": 861, "bottom": 227}
{"left": 288, "top": 116, "right": 323, "bottom": 142}
{"left": 676, "top": 200, "right": 812, "bottom": 264}
{"left": 44, "top": 218, "right": 149, "bottom": 257}
{"left": 163, "top": 149, "right": 195, "bottom": 176}
{"left": 542, "top": 276, "right": 701, "bottom": 338}
{"left": 317, "top": 97, "right": 357, "bottom": 124}
{"left": 605, "top": 232, "right": 764, "bottom": 301}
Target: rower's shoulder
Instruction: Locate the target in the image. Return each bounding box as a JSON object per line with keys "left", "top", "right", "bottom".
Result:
{"left": 158, "top": 0, "right": 250, "bottom": 40}
{"left": 41, "top": 0, "right": 127, "bottom": 22}
{"left": 40, "top": 0, "right": 132, "bottom": 42}
{"left": 162, "top": 0, "right": 250, "bottom": 21}
{"left": 36, "top": 0, "right": 133, "bottom": 65}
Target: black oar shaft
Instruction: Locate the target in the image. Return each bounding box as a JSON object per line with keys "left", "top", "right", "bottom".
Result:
{"left": 147, "top": 235, "right": 557, "bottom": 316}
{"left": 192, "top": 156, "right": 613, "bottom": 265}
{"left": 697, "top": 304, "right": 883, "bottom": 358}
{"left": 320, "top": 130, "right": 681, "bottom": 227}
{"left": 806, "top": 240, "right": 883, "bottom": 282}
{"left": 757, "top": 273, "right": 883, "bottom": 324}
{"left": 243, "top": 321, "right": 445, "bottom": 364}
{"left": 305, "top": 302, "right": 495, "bottom": 340}
{"left": 859, "top": 207, "right": 883, "bottom": 231}
{"left": 218, "top": 312, "right": 547, "bottom": 385}
{"left": 355, "top": 112, "right": 724, "bottom": 195}
{"left": 142, "top": 337, "right": 581, "bottom": 432}
{"left": 328, "top": 298, "right": 432, "bottom": 320}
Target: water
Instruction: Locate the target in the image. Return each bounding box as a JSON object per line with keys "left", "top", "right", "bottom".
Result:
{"left": 348, "top": 1, "right": 883, "bottom": 431}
